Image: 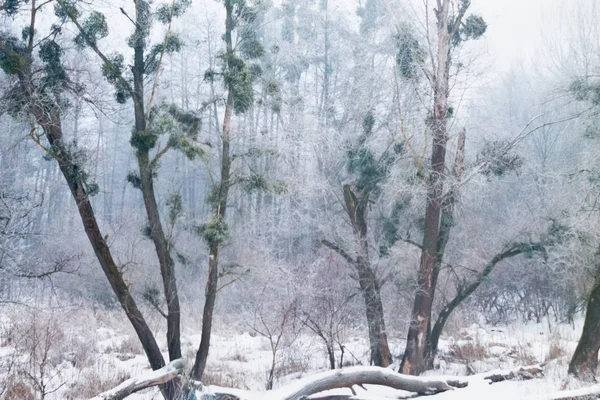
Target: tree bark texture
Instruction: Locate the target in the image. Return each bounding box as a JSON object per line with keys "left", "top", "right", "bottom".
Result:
{"left": 569, "top": 251, "right": 600, "bottom": 382}
{"left": 343, "top": 185, "right": 393, "bottom": 367}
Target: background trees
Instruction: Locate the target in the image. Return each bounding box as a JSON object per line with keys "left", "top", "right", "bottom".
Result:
{"left": 3, "top": 0, "right": 600, "bottom": 395}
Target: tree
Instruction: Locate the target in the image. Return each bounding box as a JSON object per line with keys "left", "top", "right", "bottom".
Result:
{"left": 191, "top": 0, "right": 267, "bottom": 380}
{"left": 399, "top": 0, "right": 486, "bottom": 375}
{"left": 322, "top": 112, "right": 404, "bottom": 367}
{"left": 0, "top": 0, "right": 176, "bottom": 396}
{"left": 55, "top": 0, "right": 203, "bottom": 379}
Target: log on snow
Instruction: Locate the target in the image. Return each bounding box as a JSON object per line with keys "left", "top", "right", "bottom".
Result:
{"left": 88, "top": 358, "right": 185, "bottom": 400}
{"left": 266, "top": 366, "right": 464, "bottom": 400}
{"left": 484, "top": 364, "right": 544, "bottom": 384}
{"left": 201, "top": 367, "right": 466, "bottom": 400}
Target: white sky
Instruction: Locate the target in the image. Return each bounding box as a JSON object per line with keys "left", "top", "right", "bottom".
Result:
{"left": 473, "top": 0, "right": 548, "bottom": 73}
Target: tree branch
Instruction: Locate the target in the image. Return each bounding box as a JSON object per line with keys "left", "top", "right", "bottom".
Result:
{"left": 321, "top": 240, "right": 356, "bottom": 266}
{"left": 56, "top": 0, "right": 133, "bottom": 95}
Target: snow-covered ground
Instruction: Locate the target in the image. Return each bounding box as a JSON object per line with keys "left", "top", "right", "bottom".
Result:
{"left": 0, "top": 307, "right": 595, "bottom": 399}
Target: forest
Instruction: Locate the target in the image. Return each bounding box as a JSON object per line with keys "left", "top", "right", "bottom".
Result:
{"left": 1, "top": 0, "right": 600, "bottom": 399}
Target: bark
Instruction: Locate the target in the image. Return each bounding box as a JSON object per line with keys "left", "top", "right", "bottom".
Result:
{"left": 51, "top": 2, "right": 184, "bottom": 396}
{"left": 569, "top": 253, "right": 600, "bottom": 382}
{"left": 423, "top": 130, "right": 464, "bottom": 368}
{"left": 136, "top": 151, "right": 182, "bottom": 361}
{"left": 6, "top": 3, "right": 169, "bottom": 376}
{"left": 192, "top": 89, "right": 233, "bottom": 380}
{"left": 401, "top": 1, "right": 465, "bottom": 376}
{"left": 342, "top": 185, "right": 393, "bottom": 367}
{"left": 131, "top": 0, "right": 182, "bottom": 362}
{"left": 276, "top": 367, "right": 455, "bottom": 399}
{"left": 191, "top": 2, "right": 235, "bottom": 380}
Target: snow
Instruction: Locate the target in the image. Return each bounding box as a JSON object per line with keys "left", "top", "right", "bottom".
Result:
{"left": 0, "top": 309, "right": 596, "bottom": 400}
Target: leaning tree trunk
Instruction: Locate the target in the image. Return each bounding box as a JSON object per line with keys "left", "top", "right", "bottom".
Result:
{"left": 29, "top": 104, "right": 173, "bottom": 394}
{"left": 426, "top": 241, "right": 547, "bottom": 365}
{"left": 569, "top": 252, "right": 600, "bottom": 382}
{"left": 401, "top": 0, "right": 452, "bottom": 376}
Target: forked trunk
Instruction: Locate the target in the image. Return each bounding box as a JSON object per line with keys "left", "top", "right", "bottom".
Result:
{"left": 401, "top": 0, "right": 452, "bottom": 376}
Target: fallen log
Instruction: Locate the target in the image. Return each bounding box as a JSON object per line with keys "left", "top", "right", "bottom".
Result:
{"left": 200, "top": 367, "right": 467, "bottom": 400}
{"left": 88, "top": 359, "right": 185, "bottom": 400}
{"left": 484, "top": 364, "right": 545, "bottom": 384}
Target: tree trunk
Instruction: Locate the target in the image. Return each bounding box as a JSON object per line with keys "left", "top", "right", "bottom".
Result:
{"left": 137, "top": 152, "right": 182, "bottom": 361}
{"left": 569, "top": 253, "right": 600, "bottom": 382}
{"left": 198, "top": 367, "right": 463, "bottom": 400}
{"left": 191, "top": 3, "right": 235, "bottom": 372}
{"left": 343, "top": 185, "right": 392, "bottom": 367}
{"left": 191, "top": 241, "right": 220, "bottom": 380}
{"left": 131, "top": 0, "right": 182, "bottom": 362}
{"left": 89, "top": 359, "right": 184, "bottom": 400}
{"left": 401, "top": 1, "right": 452, "bottom": 376}
{"left": 423, "top": 129, "right": 465, "bottom": 368}
{"left": 357, "top": 263, "right": 393, "bottom": 367}
{"left": 31, "top": 108, "right": 167, "bottom": 379}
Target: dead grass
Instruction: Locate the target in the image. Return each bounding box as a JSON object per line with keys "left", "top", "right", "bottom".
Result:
{"left": 116, "top": 335, "right": 144, "bottom": 355}
{"left": 509, "top": 343, "right": 538, "bottom": 365}
{"left": 63, "top": 369, "right": 131, "bottom": 399}
{"left": 202, "top": 367, "right": 248, "bottom": 390}
{"left": 275, "top": 354, "right": 309, "bottom": 377}
{"left": 449, "top": 340, "right": 487, "bottom": 362}
{"left": 2, "top": 376, "right": 34, "bottom": 400}
{"left": 545, "top": 335, "right": 567, "bottom": 362}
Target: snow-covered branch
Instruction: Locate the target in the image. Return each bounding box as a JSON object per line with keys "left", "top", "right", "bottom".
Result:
{"left": 199, "top": 366, "right": 465, "bottom": 400}
{"left": 88, "top": 359, "right": 185, "bottom": 400}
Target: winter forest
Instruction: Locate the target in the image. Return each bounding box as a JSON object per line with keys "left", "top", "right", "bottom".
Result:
{"left": 2, "top": 0, "right": 600, "bottom": 398}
